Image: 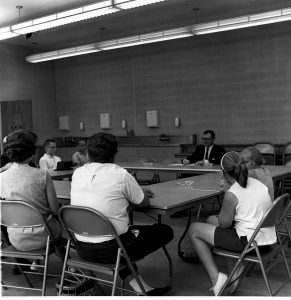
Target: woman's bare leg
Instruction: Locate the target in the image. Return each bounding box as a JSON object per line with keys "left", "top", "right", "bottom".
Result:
{"left": 189, "top": 222, "right": 219, "bottom": 285}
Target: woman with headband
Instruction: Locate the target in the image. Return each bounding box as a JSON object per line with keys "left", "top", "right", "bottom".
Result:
{"left": 188, "top": 151, "right": 276, "bottom": 296}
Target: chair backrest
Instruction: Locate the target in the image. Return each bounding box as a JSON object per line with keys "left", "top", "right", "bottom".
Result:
{"left": 0, "top": 200, "right": 48, "bottom": 229}
{"left": 254, "top": 143, "right": 275, "bottom": 154}
{"left": 261, "top": 193, "right": 291, "bottom": 228}
{"left": 283, "top": 142, "right": 291, "bottom": 165}
{"left": 254, "top": 143, "right": 276, "bottom": 165}
{"left": 58, "top": 205, "right": 118, "bottom": 243}
{"left": 246, "top": 194, "right": 291, "bottom": 248}
{"left": 139, "top": 158, "right": 156, "bottom": 164}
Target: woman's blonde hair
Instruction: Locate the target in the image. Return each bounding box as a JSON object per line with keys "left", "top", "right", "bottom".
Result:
{"left": 221, "top": 151, "right": 248, "bottom": 188}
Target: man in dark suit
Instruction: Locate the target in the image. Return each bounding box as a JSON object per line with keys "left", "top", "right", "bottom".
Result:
{"left": 170, "top": 130, "right": 225, "bottom": 220}
{"left": 183, "top": 130, "right": 225, "bottom": 166}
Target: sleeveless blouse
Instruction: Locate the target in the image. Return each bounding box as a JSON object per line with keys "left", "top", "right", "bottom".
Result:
{"left": 0, "top": 163, "right": 61, "bottom": 251}
{"left": 229, "top": 177, "right": 276, "bottom": 246}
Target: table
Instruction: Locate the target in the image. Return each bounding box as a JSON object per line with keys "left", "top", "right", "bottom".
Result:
{"left": 49, "top": 162, "right": 220, "bottom": 181}
{"left": 49, "top": 170, "right": 74, "bottom": 180}
{"left": 53, "top": 172, "right": 224, "bottom": 271}
{"left": 117, "top": 162, "right": 221, "bottom": 175}
{"left": 53, "top": 165, "right": 291, "bottom": 275}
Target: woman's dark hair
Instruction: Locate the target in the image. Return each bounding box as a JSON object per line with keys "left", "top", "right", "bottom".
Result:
{"left": 87, "top": 133, "right": 118, "bottom": 163}
{"left": 3, "top": 130, "right": 38, "bottom": 163}
{"left": 0, "top": 154, "right": 10, "bottom": 167}
{"left": 221, "top": 151, "right": 248, "bottom": 188}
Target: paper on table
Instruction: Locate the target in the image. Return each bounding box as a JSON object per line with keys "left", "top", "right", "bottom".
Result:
{"left": 168, "top": 163, "right": 184, "bottom": 166}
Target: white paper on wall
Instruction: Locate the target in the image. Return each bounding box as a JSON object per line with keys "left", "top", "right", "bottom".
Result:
{"left": 146, "top": 110, "right": 159, "bottom": 127}
{"left": 100, "top": 113, "right": 111, "bottom": 129}
{"left": 59, "top": 116, "right": 70, "bottom": 131}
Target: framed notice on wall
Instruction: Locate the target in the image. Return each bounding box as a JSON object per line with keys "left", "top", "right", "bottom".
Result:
{"left": 100, "top": 113, "right": 111, "bottom": 129}
{"left": 59, "top": 115, "right": 70, "bottom": 131}
{"left": 146, "top": 110, "right": 159, "bottom": 127}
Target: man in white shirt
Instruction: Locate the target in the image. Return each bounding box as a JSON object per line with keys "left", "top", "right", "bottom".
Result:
{"left": 71, "top": 132, "right": 173, "bottom": 295}
{"left": 72, "top": 139, "right": 88, "bottom": 167}
{"left": 39, "top": 139, "right": 61, "bottom": 170}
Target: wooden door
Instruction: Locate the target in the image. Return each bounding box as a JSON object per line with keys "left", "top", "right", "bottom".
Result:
{"left": 0, "top": 100, "right": 33, "bottom": 152}
{"left": 1, "top": 100, "right": 33, "bottom": 136}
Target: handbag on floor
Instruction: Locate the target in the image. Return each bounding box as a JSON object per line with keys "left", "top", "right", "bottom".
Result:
{"left": 56, "top": 269, "right": 105, "bottom": 296}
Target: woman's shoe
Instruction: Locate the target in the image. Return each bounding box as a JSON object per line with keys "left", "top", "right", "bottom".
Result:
{"left": 146, "top": 285, "right": 171, "bottom": 296}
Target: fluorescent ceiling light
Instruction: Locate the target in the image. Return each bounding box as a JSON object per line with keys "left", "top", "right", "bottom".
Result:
{"left": 1, "top": 0, "right": 167, "bottom": 38}
{"left": 99, "top": 26, "right": 193, "bottom": 50}
{"left": 26, "top": 44, "right": 100, "bottom": 63}
{"left": 193, "top": 7, "right": 291, "bottom": 35}
{"left": 114, "top": 0, "right": 165, "bottom": 9}
{"left": 25, "top": 6, "right": 291, "bottom": 63}
{"left": 0, "top": 26, "right": 19, "bottom": 40}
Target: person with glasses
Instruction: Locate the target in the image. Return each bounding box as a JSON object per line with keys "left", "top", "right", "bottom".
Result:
{"left": 183, "top": 129, "right": 225, "bottom": 166}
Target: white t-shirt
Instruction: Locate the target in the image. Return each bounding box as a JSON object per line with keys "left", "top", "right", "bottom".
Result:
{"left": 39, "top": 153, "right": 61, "bottom": 171}
{"left": 70, "top": 162, "right": 144, "bottom": 243}
{"left": 229, "top": 177, "right": 276, "bottom": 246}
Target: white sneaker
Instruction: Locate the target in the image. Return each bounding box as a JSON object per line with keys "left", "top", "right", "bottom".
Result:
{"left": 211, "top": 272, "right": 228, "bottom": 296}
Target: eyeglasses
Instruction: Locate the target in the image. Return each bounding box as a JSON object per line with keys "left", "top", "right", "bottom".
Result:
{"left": 201, "top": 137, "right": 213, "bottom": 141}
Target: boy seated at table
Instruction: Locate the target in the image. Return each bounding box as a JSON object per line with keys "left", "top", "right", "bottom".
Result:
{"left": 72, "top": 139, "right": 88, "bottom": 167}
{"left": 39, "top": 139, "right": 61, "bottom": 171}
{"left": 70, "top": 132, "right": 173, "bottom": 295}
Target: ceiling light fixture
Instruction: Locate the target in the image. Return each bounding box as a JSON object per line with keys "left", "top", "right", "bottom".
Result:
{"left": 0, "top": 0, "right": 167, "bottom": 40}
{"left": 192, "top": 8, "right": 291, "bottom": 35}
{"left": 25, "top": 43, "right": 100, "bottom": 63}
{"left": 98, "top": 27, "right": 193, "bottom": 50}
{"left": 25, "top": 6, "right": 291, "bottom": 63}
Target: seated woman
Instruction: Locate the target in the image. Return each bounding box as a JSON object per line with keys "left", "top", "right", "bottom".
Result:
{"left": 189, "top": 151, "right": 276, "bottom": 296}
{"left": 70, "top": 132, "right": 174, "bottom": 296}
{"left": 0, "top": 129, "right": 64, "bottom": 256}
{"left": 241, "top": 146, "right": 274, "bottom": 201}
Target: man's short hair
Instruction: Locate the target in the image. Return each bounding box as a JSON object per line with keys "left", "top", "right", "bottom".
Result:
{"left": 87, "top": 133, "right": 118, "bottom": 163}
{"left": 77, "top": 139, "right": 86, "bottom": 145}
{"left": 44, "top": 139, "right": 56, "bottom": 148}
{"left": 203, "top": 130, "right": 215, "bottom": 139}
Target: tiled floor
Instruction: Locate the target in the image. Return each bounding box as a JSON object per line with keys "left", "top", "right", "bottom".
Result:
{"left": 1, "top": 202, "right": 291, "bottom": 297}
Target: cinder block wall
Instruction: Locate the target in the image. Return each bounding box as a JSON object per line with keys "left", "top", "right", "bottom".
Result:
{"left": 55, "top": 22, "right": 291, "bottom": 144}
{"left": 0, "top": 43, "right": 57, "bottom": 143}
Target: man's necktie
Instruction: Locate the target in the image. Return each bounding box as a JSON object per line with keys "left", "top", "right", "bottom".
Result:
{"left": 205, "top": 147, "right": 209, "bottom": 160}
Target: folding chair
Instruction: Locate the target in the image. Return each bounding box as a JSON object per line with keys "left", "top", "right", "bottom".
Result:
{"left": 133, "top": 158, "right": 160, "bottom": 185}
{"left": 254, "top": 142, "right": 276, "bottom": 165}
{"left": 58, "top": 205, "right": 147, "bottom": 296}
{"left": 283, "top": 142, "right": 291, "bottom": 165}
{"left": 282, "top": 160, "right": 291, "bottom": 195}
{"left": 1, "top": 200, "right": 61, "bottom": 295}
{"left": 213, "top": 193, "right": 291, "bottom": 296}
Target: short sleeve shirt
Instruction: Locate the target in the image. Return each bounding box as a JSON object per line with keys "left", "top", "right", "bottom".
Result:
{"left": 39, "top": 153, "right": 61, "bottom": 170}
{"left": 70, "top": 162, "right": 144, "bottom": 243}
